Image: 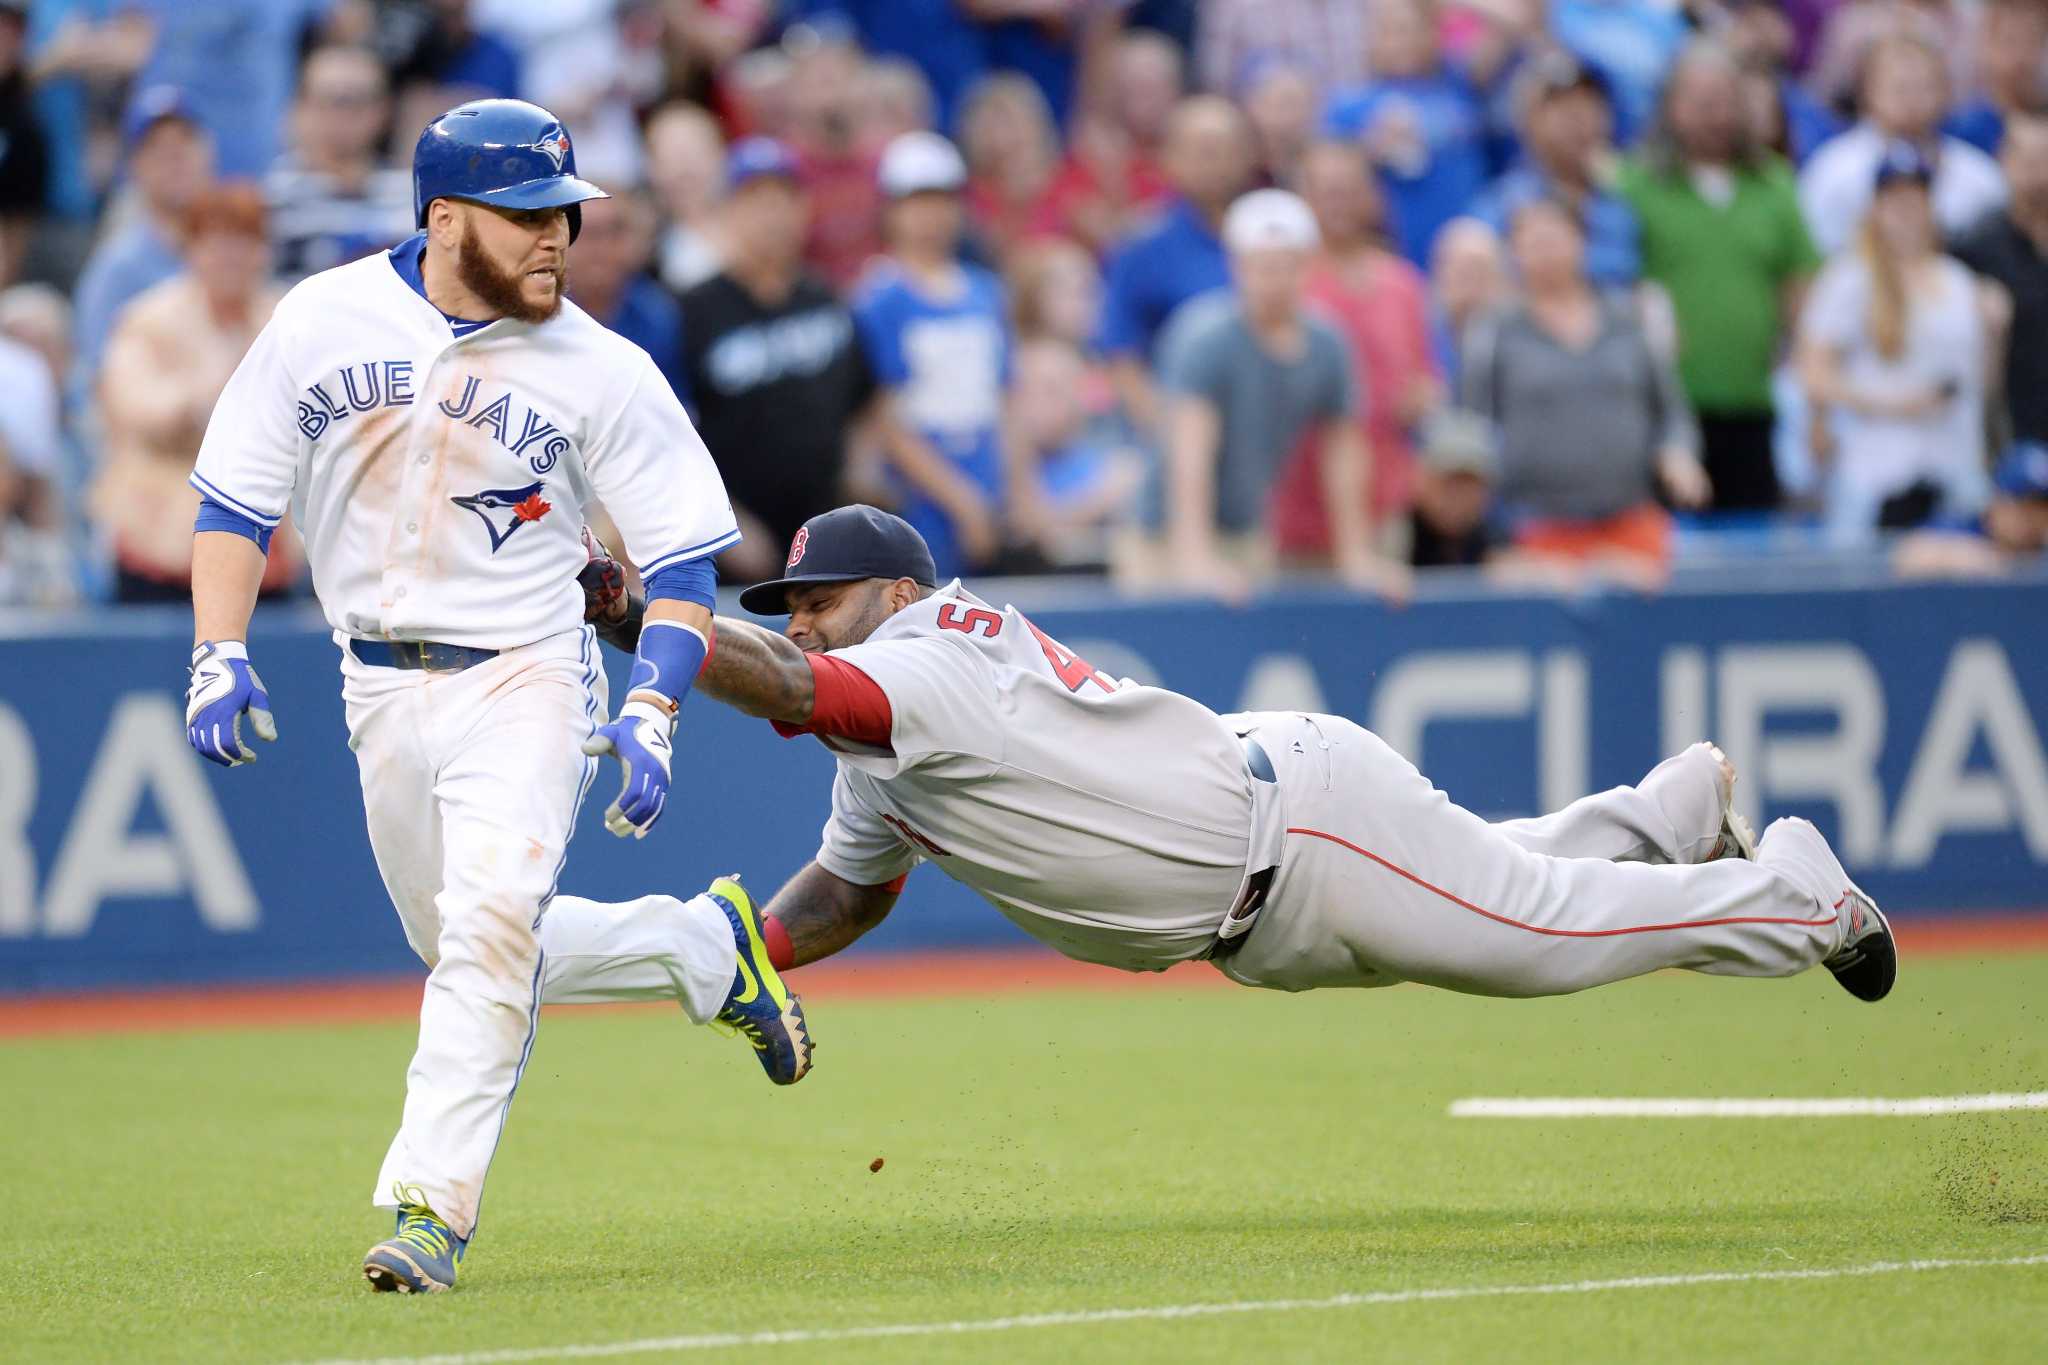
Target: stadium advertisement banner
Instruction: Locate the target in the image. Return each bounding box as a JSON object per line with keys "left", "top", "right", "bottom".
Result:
{"left": 2, "top": 578, "right": 2045, "bottom": 993}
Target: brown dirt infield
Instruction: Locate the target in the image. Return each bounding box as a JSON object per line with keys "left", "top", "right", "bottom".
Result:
{"left": 2, "top": 914, "right": 2044, "bottom": 1040}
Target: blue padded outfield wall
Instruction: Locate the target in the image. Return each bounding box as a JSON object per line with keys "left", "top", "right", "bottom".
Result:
{"left": 3, "top": 571, "right": 2046, "bottom": 993}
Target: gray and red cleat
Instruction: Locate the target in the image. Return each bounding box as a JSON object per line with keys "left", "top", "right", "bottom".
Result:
{"left": 1823, "top": 885, "right": 1896, "bottom": 1002}
{"left": 1702, "top": 743, "right": 1758, "bottom": 862}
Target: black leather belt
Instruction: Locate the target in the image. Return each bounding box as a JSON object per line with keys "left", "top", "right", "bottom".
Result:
{"left": 1200, "top": 736, "right": 1280, "bottom": 961}
{"left": 348, "top": 638, "right": 500, "bottom": 672}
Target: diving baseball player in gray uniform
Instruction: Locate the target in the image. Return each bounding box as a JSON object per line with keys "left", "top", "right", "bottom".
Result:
{"left": 582, "top": 505, "right": 1895, "bottom": 1008}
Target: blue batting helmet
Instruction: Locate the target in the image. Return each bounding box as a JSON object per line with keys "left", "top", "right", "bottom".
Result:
{"left": 412, "top": 99, "right": 609, "bottom": 242}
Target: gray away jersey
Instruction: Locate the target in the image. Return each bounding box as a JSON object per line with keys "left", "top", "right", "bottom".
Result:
{"left": 810, "top": 584, "right": 1261, "bottom": 971}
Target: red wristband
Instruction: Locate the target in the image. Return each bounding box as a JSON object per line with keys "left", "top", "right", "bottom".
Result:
{"left": 761, "top": 913, "right": 795, "bottom": 973}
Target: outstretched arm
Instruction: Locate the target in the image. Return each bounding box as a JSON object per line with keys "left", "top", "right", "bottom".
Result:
{"left": 762, "top": 860, "right": 900, "bottom": 967}
{"left": 583, "top": 559, "right": 817, "bottom": 726}
{"left": 698, "top": 615, "right": 815, "bottom": 723}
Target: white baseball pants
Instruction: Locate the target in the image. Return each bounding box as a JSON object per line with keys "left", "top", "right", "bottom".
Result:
{"left": 342, "top": 626, "right": 735, "bottom": 1240}
{"left": 1217, "top": 713, "right": 1853, "bottom": 996}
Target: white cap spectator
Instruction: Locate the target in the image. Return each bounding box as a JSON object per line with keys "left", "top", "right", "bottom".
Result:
{"left": 1222, "top": 188, "right": 1320, "bottom": 253}
{"left": 878, "top": 130, "right": 967, "bottom": 198}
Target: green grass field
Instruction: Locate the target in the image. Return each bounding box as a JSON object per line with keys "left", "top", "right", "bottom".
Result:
{"left": 3, "top": 952, "right": 2046, "bottom": 1364}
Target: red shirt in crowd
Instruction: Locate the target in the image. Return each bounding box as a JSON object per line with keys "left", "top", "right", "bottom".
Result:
{"left": 798, "top": 146, "right": 883, "bottom": 291}
{"left": 1040, "top": 150, "right": 1172, "bottom": 253}
{"left": 1271, "top": 251, "right": 1440, "bottom": 554}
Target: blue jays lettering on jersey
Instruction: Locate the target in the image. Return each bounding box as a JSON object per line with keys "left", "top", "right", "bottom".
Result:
{"left": 189, "top": 232, "right": 738, "bottom": 649}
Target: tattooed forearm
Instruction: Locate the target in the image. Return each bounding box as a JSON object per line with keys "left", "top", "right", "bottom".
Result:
{"left": 593, "top": 590, "right": 813, "bottom": 724}
{"left": 697, "top": 615, "right": 815, "bottom": 723}
{"left": 762, "top": 861, "right": 899, "bottom": 967}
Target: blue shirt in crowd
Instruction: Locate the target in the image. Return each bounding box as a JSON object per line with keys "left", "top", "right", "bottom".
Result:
{"left": 1783, "top": 78, "right": 1847, "bottom": 166}
{"left": 432, "top": 27, "right": 523, "bottom": 99}
{"left": 1944, "top": 100, "right": 2007, "bottom": 157}
{"left": 129, "top": 0, "right": 334, "bottom": 177}
{"left": 24, "top": 0, "right": 101, "bottom": 218}
{"left": 1323, "top": 74, "right": 1491, "bottom": 266}
{"left": 1095, "top": 198, "right": 1230, "bottom": 361}
{"left": 852, "top": 261, "right": 1013, "bottom": 574}
{"left": 791, "top": 0, "right": 991, "bottom": 134}
{"left": 1474, "top": 166, "right": 1641, "bottom": 287}
{"left": 1549, "top": 0, "right": 1687, "bottom": 146}
{"left": 594, "top": 276, "right": 692, "bottom": 411}
{"left": 986, "top": 19, "right": 1078, "bottom": 130}
{"left": 69, "top": 220, "right": 183, "bottom": 400}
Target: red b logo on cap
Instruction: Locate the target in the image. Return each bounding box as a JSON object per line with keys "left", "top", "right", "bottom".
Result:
{"left": 786, "top": 526, "right": 809, "bottom": 568}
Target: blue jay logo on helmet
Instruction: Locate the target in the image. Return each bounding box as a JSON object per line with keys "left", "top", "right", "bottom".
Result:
{"left": 452, "top": 481, "right": 553, "bottom": 553}
{"left": 524, "top": 126, "right": 571, "bottom": 172}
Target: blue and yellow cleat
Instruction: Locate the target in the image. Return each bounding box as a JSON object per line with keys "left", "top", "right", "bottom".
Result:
{"left": 708, "top": 875, "right": 814, "bottom": 1085}
{"left": 363, "top": 1201, "right": 466, "bottom": 1294}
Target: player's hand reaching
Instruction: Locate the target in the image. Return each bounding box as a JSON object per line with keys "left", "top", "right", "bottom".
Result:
{"left": 185, "top": 640, "right": 278, "bottom": 767}
{"left": 582, "top": 698, "right": 675, "bottom": 838}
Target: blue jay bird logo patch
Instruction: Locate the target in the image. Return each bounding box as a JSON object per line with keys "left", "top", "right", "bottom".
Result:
{"left": 523, "top": 126, "right": 571, "bottom": 172}
{"left": 453, "top": 482, "right": 553, "bottom": 553}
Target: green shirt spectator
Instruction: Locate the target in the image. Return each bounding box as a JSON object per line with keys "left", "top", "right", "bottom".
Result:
{"left": 1619, "top": 42, "right": 1822, "bottom": 511}
{"left": 1619, "top": 158, "right": 1817, "bottom": 413}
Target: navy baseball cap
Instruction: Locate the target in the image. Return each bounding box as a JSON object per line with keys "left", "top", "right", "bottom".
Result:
{"left": 739, "top": 505, "right": 939, "bottom": 615}
{"left": 1874, "top": 140, "right": 1935, "bottom": 190}
{"left": 122, "top": 85, "right": 201, "bottom": 153}
{"left": 728, "top": 137, "right": 802, "bottom": 189}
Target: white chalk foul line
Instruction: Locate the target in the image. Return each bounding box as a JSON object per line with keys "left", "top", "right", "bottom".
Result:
{"left": 1449, "top": 1093, "right": 2048, "bottom": 1119}
{"left": 295, "top": 1253, "right": 2048, "bottom": 1365}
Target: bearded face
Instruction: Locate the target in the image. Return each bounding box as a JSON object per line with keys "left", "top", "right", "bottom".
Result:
{"left": 455, "top": 212, "right": 569, "bottom": 324}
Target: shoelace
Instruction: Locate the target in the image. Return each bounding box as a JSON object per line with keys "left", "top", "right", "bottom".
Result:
{"left": 392, "top": 1205, "right": 453, "bottom": 1259}
{"left": 711, "top": 1015, "right": 771, "bottom": 1051}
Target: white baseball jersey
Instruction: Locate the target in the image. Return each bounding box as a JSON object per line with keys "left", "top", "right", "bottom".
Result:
{"left": 805, "top": 584, "right": 1280, "bottom": 971}
{"left": 190, "top": 245, "right": 738, "bottom": 648}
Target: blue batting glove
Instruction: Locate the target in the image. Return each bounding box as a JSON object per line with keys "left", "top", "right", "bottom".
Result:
{"left": 186, "top": 640, "right": 278, "bottom": 767}
{"left": 581, "top": 698, "right": 675, "bottom": 839}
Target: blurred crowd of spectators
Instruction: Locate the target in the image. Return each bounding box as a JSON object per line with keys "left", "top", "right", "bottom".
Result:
{"left": 3, "top": 0, "right": 2048, "bottom": 609}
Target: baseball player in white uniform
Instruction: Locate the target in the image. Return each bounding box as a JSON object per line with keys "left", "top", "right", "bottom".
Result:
{"left": 183, "top": 100, "right": 810, "bottom": 1296}
{"left": 579, "top": 505, "right": 1895, "bottom": 1025}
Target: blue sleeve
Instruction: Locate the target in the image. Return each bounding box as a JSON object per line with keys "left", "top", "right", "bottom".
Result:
{"left": 669, "top": 308, "right": 692, "bottom": 414}
{"left": 643, "top": 555, "right": 717, "bottom": 611}
{"left": 194, "top": 497, "right": 275, "bottom": 553}
{"left": 852, "top": 289, "right": 909, "bottom": 388}
{"left": 1322, "top": 88, "right": 1374, "bottom": 140}
{"left": 480, "top": 36, "right": 523, "bottom": 100}
{"left": 626, "top": 619, "right": 710, "bottom": 710}
{"left": 1602, "top": 197, "right": 1642, "bottom": 284}
{"left": 1094, "top": 242, "right": 1145, "bottom": 358}
{"left": 1469, "top": 178, "right": 1509, "bottom": 236}
{"left": 983, "top": 272, "right": 1015, "bottom": 387}
{"left": 654, "top": 296, "right": 692, "bottom": 414}
{"left": 69, "top": 255, "right": 122, "bottom": 382}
